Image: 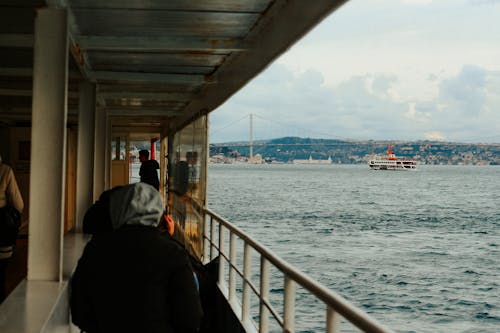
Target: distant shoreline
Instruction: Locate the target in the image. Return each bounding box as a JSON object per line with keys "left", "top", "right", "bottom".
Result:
{"left": 209, "top": 137, "right": 500, "bottom": 165}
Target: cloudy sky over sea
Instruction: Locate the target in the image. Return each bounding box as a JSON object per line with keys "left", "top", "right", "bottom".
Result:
{"left": 209, "top": 0, "right": 500, "bottom": 143}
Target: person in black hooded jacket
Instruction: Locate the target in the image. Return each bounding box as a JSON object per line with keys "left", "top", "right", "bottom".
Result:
{"left": 138, "top": 149, "right": 160, "bottom": 190}
{"left": 71, "top": 183, "right": 202, "bottom": 333}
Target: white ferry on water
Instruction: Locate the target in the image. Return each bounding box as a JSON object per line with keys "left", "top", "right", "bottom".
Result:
{"left": 369, "top": 144, "right": 417, "bottom": 170}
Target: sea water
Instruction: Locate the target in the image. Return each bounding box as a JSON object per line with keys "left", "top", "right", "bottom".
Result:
{"left": 207, "top": 164, "right": 500, "bottom": 333}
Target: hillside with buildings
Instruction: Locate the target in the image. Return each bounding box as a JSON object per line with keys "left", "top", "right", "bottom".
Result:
{"left": 209, "top": 137, "right": 500, "bottom": 165}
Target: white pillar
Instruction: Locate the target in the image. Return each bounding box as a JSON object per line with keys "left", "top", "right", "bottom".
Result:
{"left": 93, "top": 107, "right": 106, "bottom": 200}
{"left": 75, "top": 81, "right": 95, "bottom": 231}
{"left": 28, "top": 8, "right": 68, "bottom": 281}
{"left": 105, "top": 115, "right": 111, "bottom": 189}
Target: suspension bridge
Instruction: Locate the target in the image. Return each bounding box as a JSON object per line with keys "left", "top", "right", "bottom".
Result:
{"left": 209, "top": 113, "right": 358, "bottom": 158}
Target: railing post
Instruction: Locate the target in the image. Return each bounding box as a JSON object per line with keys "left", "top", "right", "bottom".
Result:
{"left": 209, "top": 216, "right": 215, "bottom": 260}
{"left": 326, "top": 306, "right": 340, "bottom": 333}
{"left": 228, "top": 233, "right": 236, "bottom": 302}
{"left": 241, "top": 242, "right": 252, "bottom": 323}
{"left": 200, "top": 209, "right": 395, "bottom": 333}
{"left": 283, "top": 275, "right": 295, "bottom": 333}
{"left": 259, "top": 256, "right": 270, "bottom": 333}
{"left": 218, "top": 224, "right": 225, "bottom": 286}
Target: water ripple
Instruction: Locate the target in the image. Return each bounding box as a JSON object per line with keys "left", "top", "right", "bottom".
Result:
{"left": 209, "top": 164, "right": 500, "bottom": 333}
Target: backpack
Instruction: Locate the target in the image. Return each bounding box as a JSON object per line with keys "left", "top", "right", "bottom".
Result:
{"left": 0, "top": 205, "right": 21, "bottom": 246}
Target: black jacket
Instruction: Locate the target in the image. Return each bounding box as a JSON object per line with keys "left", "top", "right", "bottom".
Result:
{"left": 140, "top": 159, "right": 160, "bottom": 190}
{"left": 71, "top": 225, "right": 203, "bottom": 333}
{"left": 82, "top": 187, "right": 120, "bottom": 234}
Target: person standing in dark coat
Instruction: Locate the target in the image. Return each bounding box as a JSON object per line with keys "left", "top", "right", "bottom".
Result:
{"left": 71, "top": 183, "right": 202, "bottom": 333}
{"left": 0, "top": 154, "right": 24, "bottom": 303}
{"left": 139, "top": 149, "right": 160, "bottom": 190}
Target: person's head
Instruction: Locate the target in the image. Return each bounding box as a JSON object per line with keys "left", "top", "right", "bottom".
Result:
{"left": 109, "top": 183, "right": 163, "bottom": 230}
{"left": 139, "top": 149, "right": 149, "bottom": 162}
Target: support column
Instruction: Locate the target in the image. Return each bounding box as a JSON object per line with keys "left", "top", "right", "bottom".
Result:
{"left": 93, "top": 107, "right": 106, "bottom": 200}
{"left": 28, "top": 8, "right": 68, "bottom": 281}
{"left": 75, "top": 81, "right": 95, "bottom": 231}
{"left": 150, "top": 137, "right": 158, "bottom": 160}
{"left": 160, "top": 135, "right": 167, "bottom": 199}
{"left": 105, "top": 115, "right": 111, "bottom": 190}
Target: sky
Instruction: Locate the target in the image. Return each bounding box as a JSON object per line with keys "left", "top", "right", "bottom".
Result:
{"left": 209, "top": 0, "right": 500, "bottom": 144}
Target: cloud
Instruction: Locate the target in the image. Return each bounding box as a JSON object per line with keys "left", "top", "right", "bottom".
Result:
{"left": 369, "top": 75, "right": 398, "bottom": 99}
{"left": 424, "top": 132, "right": 445, "bottom": 140}
{"left": 438, "top": 65, "right": 487, "bottom": 116}
{"left": 211, "top": 63, "right": 500, "bottom": 143}
{"left": 212, "top": 66, "right": 410, "bottom": 141}
{"left": 209, "top": 0, "right": 500, "bottom": 144}
{"left": 405, "top": 102, "right": 432, "bottom": 124}
{"left": 427, "top": 74, "right": 438, "bottom": 82}
{"left": 416, "top": 65, "right": 500, "bottom": 141}
{"left": 468, "top": 0, "right": 500, "bottom": 5}
{"left": 402, "top": 0, "right": 433, "bottom": 5}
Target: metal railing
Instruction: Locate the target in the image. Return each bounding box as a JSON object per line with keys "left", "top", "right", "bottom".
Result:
{"left": 203, "top": 208, "right": 395, "bottom": 333}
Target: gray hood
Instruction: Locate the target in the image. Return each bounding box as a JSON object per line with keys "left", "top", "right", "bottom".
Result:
{"left": 109, "top": 183, "right": 163, "bottom": 230}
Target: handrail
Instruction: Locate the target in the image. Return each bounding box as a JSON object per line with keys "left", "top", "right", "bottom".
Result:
{"left": 203, "top": 208, "right": 395, "bottom": 333}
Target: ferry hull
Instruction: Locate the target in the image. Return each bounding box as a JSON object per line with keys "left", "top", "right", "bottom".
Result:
{"left": 369, "top": 160, "right": 416, "bottom": 170}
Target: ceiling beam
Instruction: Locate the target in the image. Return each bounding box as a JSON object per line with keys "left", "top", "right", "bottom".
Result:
{"left": 0, "top": 89, "right": 32, "bottom": 97}
{"left": 77, "top": 36, "right": 245, "bottom": 52}
{"left": 0, "top": 67, "right": 83, "bottom": 80}
{"left": 0, "top": 34, "right": 33, "bottom": 48}
{"left": 92, "top": 71, "right": 211, "bottom": 85}
{"left": 106, "top": 108, "right": 183, "bottom": 117}
{"left": 0, "top": 107, "right": 78, "bottom": 116}
{"left": 112, "top": 126, "right": 163, "bottom": 134}
{"left": 0, "top": 67, "right": 32, "bottom": 77}
{"left": 0, "top": 88, "right": 78, "bottom": 98}
{"left": 111, "top": 117, "right": 167, "bottom": 127}
{"left": 99, "top": 91, "right": 195, "bottom": 101}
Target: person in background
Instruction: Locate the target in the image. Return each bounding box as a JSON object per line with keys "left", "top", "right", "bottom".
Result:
{"left": 0, "top": 154, "right": 24, "bottom": 303}
{"left": 138, "top": 149, "right": 160, "bottom": 190}
{"left": 71, "top": 183, "right": 202, "bottom": 333}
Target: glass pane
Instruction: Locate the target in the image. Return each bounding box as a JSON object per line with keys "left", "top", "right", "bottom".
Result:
{"left": 119, "top": 136, "right": 126, "bottom": 160}
{"left": 111, "top": 138, "right": 117, "bottom": 160}
{"left": 168, "top": 116, "right": 207, "bottom": 259}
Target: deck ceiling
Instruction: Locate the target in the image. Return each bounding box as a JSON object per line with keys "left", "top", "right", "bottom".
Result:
{"left": 0, "top": 0, "right": 347, "bottom": 130}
